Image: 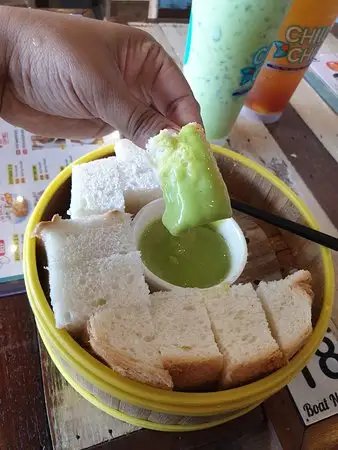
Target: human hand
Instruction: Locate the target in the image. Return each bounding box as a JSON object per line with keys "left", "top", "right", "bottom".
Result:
{"left": 0, "top": 7, "right": 201, "bottom": 147}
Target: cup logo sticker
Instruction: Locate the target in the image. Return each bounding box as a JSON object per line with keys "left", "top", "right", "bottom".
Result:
{"left": 232, "top": 46, "right": 270, "bottom": 97}
{"left": 265, "top": 25, "right": 331, "bottom": 73}
{"left": 272, "top": 40, "right": 289, "bottom": 58}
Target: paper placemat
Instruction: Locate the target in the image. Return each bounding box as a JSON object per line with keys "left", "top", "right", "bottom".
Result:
{"left": 0, "top": 119, "right": 106, "bottom": 285}
{"left": 305, "top": 52, "right": 338, "bottom": 114}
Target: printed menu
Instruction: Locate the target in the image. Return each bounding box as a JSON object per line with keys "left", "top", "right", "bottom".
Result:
{"left": 0, "top": 119, "right": 105, "bottom": 283}
{"left": 305, "top": 52, "right": 338, "bottom": 114}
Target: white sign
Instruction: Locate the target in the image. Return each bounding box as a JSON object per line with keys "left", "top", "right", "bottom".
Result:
{"left": 288, "top": 329, "right": 338, "bottom": 426}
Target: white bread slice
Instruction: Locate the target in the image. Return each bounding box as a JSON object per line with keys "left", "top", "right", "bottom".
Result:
{"left": 256, "top": 270, "right": 313, "bottom": 360}
{"left": 88, "top": 304, "right": 173, "bottom": 390}
{"left": 205, "top": 284, "right": 285, "bottom": 388}
{"left": 34, "top": 211, "right": 135, "bottom": 266}
{"left": 114, "top": 139, "right": 152, "bottom": 168}
{"left": 150, "top": 290, "right": 223, "bottom": 390}
{"left": 49, "top": 251, "right": 149, "bottom": 332}
{"left": 68, "top": 157, "right": 125, "bottom": 218}
{"left": 69, "top": 144, "right": 161, "bottom": 217}
{"left": 117, "top": 161, "right": 162, "bottom": 214}
{"left": 115, "top": 139, "right": 162, "bottom": 213}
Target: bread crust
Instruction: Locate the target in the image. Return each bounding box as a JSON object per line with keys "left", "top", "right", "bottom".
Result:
{"left": 33, "top": 210, "right": 130, "bottom": 239}
{"left": 89, "top": 337, "right": 173, "bottom": 390}
{"left": 162, "top": 353, "right": 223, "bottom": 390}
{"left": 33, "top": 214, "right": 63, "bottom": 238}
{"left": 220, "top": 348, "right": 286, "bottom": 389}
{"left": 257, "top": 270, "right": 313, "bottom": 362}
{"left": 288, "top": 270, "right": 314, "bottom": 303}
{"left": 284, "top": 325, "right": 313, "bottom": 360}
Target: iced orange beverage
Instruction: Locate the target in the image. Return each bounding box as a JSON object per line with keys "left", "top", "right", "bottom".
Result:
{"left": 244, "top": 0, "right": 338, "bottom": 122}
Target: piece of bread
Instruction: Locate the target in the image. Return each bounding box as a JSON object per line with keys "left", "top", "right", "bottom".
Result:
{"left": 88, "top": 304, "right": 173, "bottom": 390}
{"left": 117, "top": 161, "right": 162, "bottom": 214}
{"left": 33, "top": 211, "right": 135, "bottom": 266}
{"left": 115, "top": 139, "right": 162, "bottom": 213}
{"left": 146, "top": 123, "right": 232, "bottom": 235}
{"left": 68, "top": 157, "right": 125, "bottom": 218}
{"left": 150, "top": 290, "right": 223, "bottom": 390}
{"left": 48, "top": 251, "right": 149, "bottom": 332}
{"left": 205, "top": 284, "right": 285, "bottom": 388}
{"left": 114, "top": 139, "right": 152, "bottom": 168}
{"left": 256, "top": 270, "right": 313, "bottom": 360}
{"left": 69, "top": 144, "right": 161, "bottom": 217}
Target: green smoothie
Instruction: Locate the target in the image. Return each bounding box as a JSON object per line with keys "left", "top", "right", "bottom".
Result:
{"left": 147, "top": 123, "right": 232, "bottom": 236}
{"left": 139, "top": 218, "right": 231, "bottom": 288}
{"left": 183, "top": 0, "right": 291, "bottom": 140}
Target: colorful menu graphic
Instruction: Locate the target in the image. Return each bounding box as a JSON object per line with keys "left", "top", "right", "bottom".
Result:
{"left": 0, "top": 119, "right": 105, "bottom": 283}
{"left": 305, "top": 52, "right": 338, "bottom": 114}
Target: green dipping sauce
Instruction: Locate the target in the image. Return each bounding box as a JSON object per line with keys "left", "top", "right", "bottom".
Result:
{"left": 139, "top": 219, "right": 231, "bottom": 289}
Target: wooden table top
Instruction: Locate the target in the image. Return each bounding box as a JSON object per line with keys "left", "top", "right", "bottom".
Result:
{"left": 1, "top": 22, "right": 338, "bottom": 450}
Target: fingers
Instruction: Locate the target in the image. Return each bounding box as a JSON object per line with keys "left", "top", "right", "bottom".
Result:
{"left": 98, "top": 51, "right": 202, "bottom": 147}
{"left": 97, "top": 76, "right": 179, "bottom": 148}
{"left": 119, "top": 44, "right": 202, "bottom": 145}
{"left": 1, "top": 90, "right": 113, "bottom": 139}
{"left": 116, "top": 93, "right": 178, "bottom": 148}
{"left": 147, "top": 51, "right": 202, "bottom": 128}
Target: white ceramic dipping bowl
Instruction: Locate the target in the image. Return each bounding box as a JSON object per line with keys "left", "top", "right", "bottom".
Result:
{"left": 132, "top": 198, "right": 248, "bottom": 291}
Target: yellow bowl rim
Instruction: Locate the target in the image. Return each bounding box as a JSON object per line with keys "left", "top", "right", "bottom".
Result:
{"left": 24, "top": 144, "right": 335, "bottom": 410}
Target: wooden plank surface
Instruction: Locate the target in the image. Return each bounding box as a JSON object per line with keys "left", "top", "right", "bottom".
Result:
{"left": 266, "top": 104, "right": 338, "bottom": 228}
{"left": 90, "top": 408, "right": 281, "bottom": 450}
{"left": 0, "top": 295, "right": 52, "bottom": 450}
{"left": 39, "top": 349, "right": 282, "bottom": 450}
{"left": 290, "top": 80, "right": 338, "bottom": 163}
{"left": 39, "top": 341, "right": 137, "bottom": 450}
{"left": 289, "top": 33, "right": 338, "bottom": 163}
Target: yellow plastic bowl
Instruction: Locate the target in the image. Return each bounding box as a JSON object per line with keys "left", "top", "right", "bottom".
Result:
{"left": 23, "top": 144, "right": 334, "bottom": 431}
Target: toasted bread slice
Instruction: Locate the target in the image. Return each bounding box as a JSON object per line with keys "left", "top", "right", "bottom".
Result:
{"left": 205, "top": 284, "right": 285, "bottom": 388}
{"left": 146, "top": 123, "right": 232, "bottom": 235}
{"left": 256, "top": 270, "right": 313, "bottom": 359}
{"left": 151, "top": 290, "right": 222, "bottom": 390}
{"left": 89, "top": 304, "right": 173, "bottom": 390}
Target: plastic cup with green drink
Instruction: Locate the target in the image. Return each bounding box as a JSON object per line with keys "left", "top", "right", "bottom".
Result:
{"left": 183, "top": 0, "right": 291, "bottom": 141}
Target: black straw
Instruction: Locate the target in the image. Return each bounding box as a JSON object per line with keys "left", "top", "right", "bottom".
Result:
{"left": 231, "top": 199, "right": 338, "bottom": 252}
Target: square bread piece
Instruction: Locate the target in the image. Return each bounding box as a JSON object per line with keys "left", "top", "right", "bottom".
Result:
{"left": 34, "top": 211, "right": 135, "bottom": 266}
{"left": 151, "top": 290, "right": 223, "bottom": 390}
{"left": 256, "top": 270, "right": 313, "bottom": 360}
{"left": 115, "top": 139, "right": 162, "bottom": 213}
{"left": 49, "top": 251, "right": 149, "bottom": 332}
{"left": 118, "top": 162, "right": 162, "bottom": 214}
{"left": 89, "top": 304, "right": 173, "bottom": 390}
{"left": 68, "top": 157, "right": 125, "bottom": 218}
{"left": 114, "top": 139, "right": 152, "bottom": 168}
{"left": 205, "top": 284, "right": 285, "bottom": 388}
